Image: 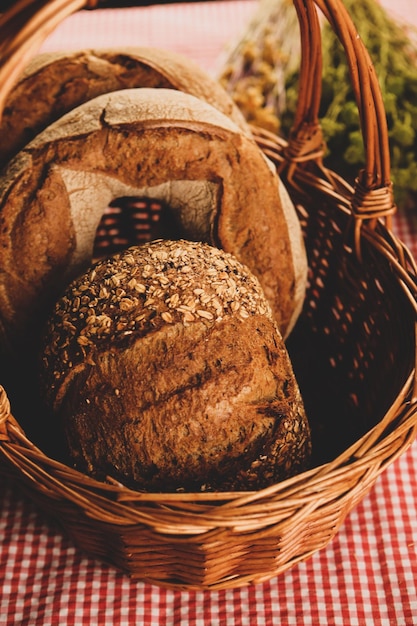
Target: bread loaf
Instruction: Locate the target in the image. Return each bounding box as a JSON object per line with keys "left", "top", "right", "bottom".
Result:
{"left": 0, "top": 87, "right": 307, "bottom": 359}
{"left": 39, "top": 239, "right": 311, "bottom": 492}
{"left": 0, "top": 46, "right": 249, "bottom": 169}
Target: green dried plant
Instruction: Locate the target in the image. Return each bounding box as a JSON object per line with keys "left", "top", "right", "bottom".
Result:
{"left": 219, "top": 0, "right": 417, "bottom": 207}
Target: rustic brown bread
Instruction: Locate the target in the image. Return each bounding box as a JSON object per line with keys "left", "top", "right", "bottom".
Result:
{"left": 39, "top": 239, "right": 311, "bottom": 492}
{"left": 0, "top": 88, "right": 307, "bottom": 359}
{"left": 0, "top": 46, "right": 249, "bottom": 169}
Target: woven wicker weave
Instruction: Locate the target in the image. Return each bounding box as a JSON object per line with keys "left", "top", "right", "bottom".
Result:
{"left": 0, "top": 0, "right": 417, "bottom": 590}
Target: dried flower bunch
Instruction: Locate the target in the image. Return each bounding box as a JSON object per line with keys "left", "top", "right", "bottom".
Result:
{"left": 219, "top": 0, "right": 417, "bottom": 206}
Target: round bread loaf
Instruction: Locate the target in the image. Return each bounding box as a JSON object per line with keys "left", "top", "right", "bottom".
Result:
{"left": 0, "top": 87, "right": 307, "bottom": 359}
{"left": 39, "top": 239, "right": 311, "bottom": 492}
{"left": 0, "top": 46, "right": 249, "bottom": 169}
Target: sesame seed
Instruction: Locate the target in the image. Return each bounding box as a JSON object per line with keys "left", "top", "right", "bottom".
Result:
{"left": 72, "top": 296, "right": 81, "bottom": 311}
{"left": 196, "top": 310, "right": 214, "bottom": 320}
{"left": 167, "top": 293, "right": 180, "bottom": 308}
{"left": 161, "top": 311, "right": 173, "bottom": 323}
{"left": 77, "top": 336, "right": 91, "bottom": 346}
{"left": 182, "top": 311, "right": 195, "bottom": 323}
{"left": 119, "top": 298, "right": 135, "bottom": 311}
{"left": 200, "top": 293, "right": 212, "bottom": 304}
{"left": 42, "top": 239, "right": 273, "bottom": 394}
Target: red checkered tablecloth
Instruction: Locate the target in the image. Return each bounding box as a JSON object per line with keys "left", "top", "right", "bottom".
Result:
{"left": 1, "top": 1, "right": 417, "bottom": 624}
{"left": 1, "top": 441, "right": 417, "bottom": 625}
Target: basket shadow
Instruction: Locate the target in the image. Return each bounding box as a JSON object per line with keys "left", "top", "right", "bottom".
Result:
{"left": 286, "top": 192, "right": 414, "bottom": 466}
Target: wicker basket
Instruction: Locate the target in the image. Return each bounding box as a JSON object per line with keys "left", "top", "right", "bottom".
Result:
{"left": 0, "top": 0, "right": 417, "bottom": 591}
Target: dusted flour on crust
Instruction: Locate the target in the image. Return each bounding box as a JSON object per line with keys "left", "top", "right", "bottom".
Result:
{"left": 0, "top": 46, "right": 249, "bottom": 168}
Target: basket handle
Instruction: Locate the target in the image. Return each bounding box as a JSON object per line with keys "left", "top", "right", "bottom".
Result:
{"left": 0, "top": 0, "right": 98, "bottom": 118}
{"left": 286, "top": 0, "right": 396, "bottom": 245}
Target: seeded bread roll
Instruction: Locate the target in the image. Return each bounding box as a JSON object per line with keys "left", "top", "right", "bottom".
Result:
{"left": 39, "top": 240, "right": 311, "bottom": 492}
{"left": 0, "top": 87, "right": 307, "bottom": 359}
{"left": 0, "top": 46, "right": 249, "bottom": 169}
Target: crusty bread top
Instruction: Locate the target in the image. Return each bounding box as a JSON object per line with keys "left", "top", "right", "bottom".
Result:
{"left": 28, "top": 84, "right": 242, "bottom": 144}
{"left": 0, "top": 46, "right": 249, "bottom": 169}
{"left": 41, "top": 239, "right": 274, "bottom": 409}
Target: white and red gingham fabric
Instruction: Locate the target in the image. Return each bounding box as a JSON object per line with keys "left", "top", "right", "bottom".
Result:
{"left": 1, "top": 441, "right": 417, "bottom": 625}
{"left": 1, "top": 1, "right": 417, "bottom": 624}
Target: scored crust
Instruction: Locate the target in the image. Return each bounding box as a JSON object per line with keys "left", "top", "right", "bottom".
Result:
{"left": 40, "top": 239, "right": 311, "bottom": 492}
{"left": 0, "top": 88, "right": 307, "bottom": 356}
{"left": 0, "top": 46, "right": 249, "bottom": 169}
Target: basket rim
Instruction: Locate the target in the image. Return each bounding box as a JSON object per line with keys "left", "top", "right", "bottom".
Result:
{"left": 0, "top": 0, "right": 417, "bottom": 591}
{"left": 1, "top": 368, "right": 417, "bottom": 521}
